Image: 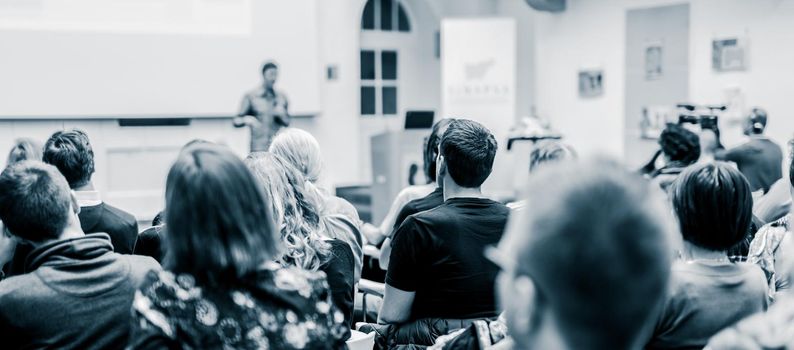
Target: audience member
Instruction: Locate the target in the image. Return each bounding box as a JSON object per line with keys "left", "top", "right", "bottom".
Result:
{"left": 270, "top": 128, "right": 359, "bottom": 221}
{"left": 245, "top": 152, "right": 356, "bottom": 328}
{"left": 492, "top": 159, "right": 675, "bottom": 350}
{"left": 716, "top": 108, "right": 783, "bottom": 194}
{"left": 129, "top": 144, "right": 349, "bottom": 349}
{"left": 706, "top": 255, "right": 794, "bottom": 349}
{"left": 132, "top": 139, "right": 212, "bottom": 263}
{"left": 6, "top": 137, "right": 42, "bottom": 165}
{"left": 747, "top": 154, "right": 794, "bottom": 301}
{"left": 645, "top": 124, "right": 701, "bottom": 192}
{"left": 0, "top": 161, "right": 160, "bottom": 349}
{"left": 361, "top": 118, "right": 453, "bottom": 247}
{"left": 7, "top": 130, "right": 140, "bottom": 275}
{"left": 269, "top": 127, "right": 364, "bottom": 275}
{"left": 376, "top": 119, "right": 454, "bottom": 269}
{"left": 45, "top": 129, "right": 137, "bottom": 252}
{"left": 379, "top": 119, "right": 508, "bottom": 326}
{"left": 753, "top": 177, "right": 792, "bottom": 225}
{"left": 645, "top": 162, "right": 768, "bottom": 349}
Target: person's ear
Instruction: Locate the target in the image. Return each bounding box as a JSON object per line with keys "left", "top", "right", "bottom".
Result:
{"left": 436, "top": 154, "right": 447, "bottom": 180}
{"left": 70, "top": 191, "right": 81, "bottom": 215}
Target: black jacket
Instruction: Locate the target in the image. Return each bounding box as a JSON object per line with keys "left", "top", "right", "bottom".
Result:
{"left": 78, "top": 202, "right": 138, "bottom": 254}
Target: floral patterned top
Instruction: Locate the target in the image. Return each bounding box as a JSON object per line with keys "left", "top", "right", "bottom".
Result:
{"left": 748, "top": 215, "right": 792, "bottom": 302}
{"left": 129, "top": 263, "right": 350, "bottom": 350}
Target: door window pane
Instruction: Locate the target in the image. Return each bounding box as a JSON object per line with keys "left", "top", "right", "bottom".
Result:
{"left": 382, "top": 87, "right": 397, "bottom": 115}
{"left": 382, "top": 51, "right": 397, "bottom": 80}
{"left": 398, "top": 4, "right": 410, "bottom": 32}
{"left": 362, "top": 0, "right": 375, "bottom": 30}
{"left": 380, "top": 0, "right": 393, "bottom": 31}
{"left": 361, "top": 86, "right": 376, "bottom": 115}
{"left": 360, "top": 51, "right": 375, "bottom": 80}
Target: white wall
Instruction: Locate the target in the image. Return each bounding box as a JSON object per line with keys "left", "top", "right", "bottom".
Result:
{"left": 689, "top": 0, "right": 794, "bottom": 150}
{"left": 294, "top": 0, "right": 366, "bottom": 189}
{"left": 534, "top": 0, "right": 794, "bottom": 161}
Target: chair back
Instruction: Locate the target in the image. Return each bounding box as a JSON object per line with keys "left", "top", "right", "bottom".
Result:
{"left": 347, "top": 329, "right": 376, "bottom": 350}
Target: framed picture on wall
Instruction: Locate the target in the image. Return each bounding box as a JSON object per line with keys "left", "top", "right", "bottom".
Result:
{"left": 712, "top": 37, "right": 748, "bottom": 72}
{"left": 645, "top": 42, "right": 663, "bottom": 80}
{"left": 578, "top": 70, "right": 603, "bottom": 98}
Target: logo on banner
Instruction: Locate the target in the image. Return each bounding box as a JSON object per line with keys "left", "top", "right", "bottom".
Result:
{"left": 447, "top": 57, "right": 510, "bottom": 102}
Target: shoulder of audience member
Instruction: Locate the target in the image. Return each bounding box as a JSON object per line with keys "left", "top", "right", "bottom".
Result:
{"left": 120, "top": 254, "right": 162, "bottom": 282}
{"left": 706, "top": 296, "right": 794, "bottom": 349}
{"left": 326, "top": 239, "right": 355, "bottom": 264}
{"left": 0, "top": 273, "right": 44, "bottom": 302}
{"left": 100, "top": 202, "right": 137, "bottom": 226}
{"left": 331, "top": 196, "right": 360, "bottom": 223}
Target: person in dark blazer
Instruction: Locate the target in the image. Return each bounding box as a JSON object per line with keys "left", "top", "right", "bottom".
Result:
{"left": 4, "top": 130, "right": 138, "bottom": 276}
{"left": 41, "top": 129, "right": 138, "bottom": 253}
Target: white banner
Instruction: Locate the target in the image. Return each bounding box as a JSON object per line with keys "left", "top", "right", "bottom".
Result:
{"left": 442, "top": 18, "right": 517, "bottom": 198}
{"left": 0, "top": 0, "right": 252, "bottom": 36}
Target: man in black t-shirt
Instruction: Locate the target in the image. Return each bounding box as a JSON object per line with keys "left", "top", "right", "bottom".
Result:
{"left": 379, "top": 119, "right": 509, "bottom": 324}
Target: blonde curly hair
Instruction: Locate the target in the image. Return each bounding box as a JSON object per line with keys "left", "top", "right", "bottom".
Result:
{"left": 244, "top": 152, "right": 330, "bottom": 272}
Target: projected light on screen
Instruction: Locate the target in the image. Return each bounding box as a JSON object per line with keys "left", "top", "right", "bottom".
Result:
{"left": 0, "top": 0, "right": 252, "bottom": 36}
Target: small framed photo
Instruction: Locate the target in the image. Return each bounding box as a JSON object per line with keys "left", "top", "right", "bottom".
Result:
{"left": 578, "top": 70, "right": 603, "bottom": 98}
{"left": 712, "top": 37, "right": 748, "bottom": 72}
{"left": 645, "top": 43, "right": 663, "bottom": 80}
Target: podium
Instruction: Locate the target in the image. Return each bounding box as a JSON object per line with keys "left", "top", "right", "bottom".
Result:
{"left": 370, "top": 130, "right": 427, "bottom": 225}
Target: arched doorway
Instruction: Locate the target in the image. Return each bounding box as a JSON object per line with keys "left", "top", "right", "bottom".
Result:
{"left": 357, "top": 0, "right": 440, "bottom": 192}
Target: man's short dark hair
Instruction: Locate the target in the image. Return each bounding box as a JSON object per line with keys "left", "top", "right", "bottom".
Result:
{"left": 440, "top": 119, "right": 498, "bottom": 188}
{"left": 43, "top": 129, "right": 95, "bottom": 189}
{"left": 749, "top": 107, "right": 768, "bottom": 134}
{"left": 659, "top": 124, "right": 700, "bottom": 165}
{"left": 0, "top": 161, "right": 72, "bottom": 242}
{"left": 261, "top": 61, "right": 278, "bottom": 75}
{"left": 510, "top": 159, "right": 673, "bottom": 350}
{"left": 671, "top": 162, "right": 752, "bottom": 251}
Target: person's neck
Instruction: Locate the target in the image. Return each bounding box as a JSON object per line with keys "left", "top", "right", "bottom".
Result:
{"left": 442, "top": 177, "right": 485, "bottom": 201}
{"left": 73, "top": 182, "right": 95, "bottom": 192}
{"left": 681, "top": 241, "right": 728, "bottom": 262}
{"left": 28, "top": 220, "right": 85, "bottom": 248}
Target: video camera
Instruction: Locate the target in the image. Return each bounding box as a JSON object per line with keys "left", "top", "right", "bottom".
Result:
{"left": 676, "top": 104, "right": 725, "bottom": 132}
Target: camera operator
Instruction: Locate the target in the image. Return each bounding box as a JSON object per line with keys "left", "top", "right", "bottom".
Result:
{"left": 716, "top": 108, "right": 783, "bottom": 194}
{"left": 641, "top": 123, "right": 701, "bottom": 192}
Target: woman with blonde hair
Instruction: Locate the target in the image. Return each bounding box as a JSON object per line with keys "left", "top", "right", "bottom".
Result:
{"left": 269, "top": 128, "right": 360, "bottom": 222}
{"left": 245, "top": 152, "right": 356, "bottom": 328}
{"left": 6, "top": 138, "right": 42, "bottom": 166}
{"left": 269, "top": 128, "right": 363, "bottom": 279}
